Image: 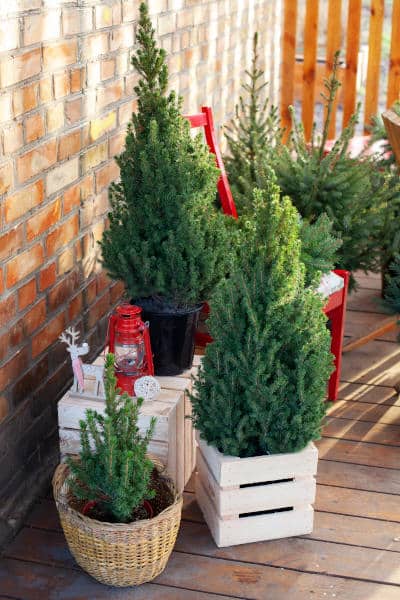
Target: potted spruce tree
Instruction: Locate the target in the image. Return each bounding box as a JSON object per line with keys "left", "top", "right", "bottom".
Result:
{"left": 53, "top": 354, "right": 182, "bottom": 586}
{"left": 100, "top": 2, "right": 230, "bottom": 375}
{"left": 191, "top": 171, "right": 333, "bottom": 547}
{"left": 224, "top": 34, "right": 341, "bottom": 289}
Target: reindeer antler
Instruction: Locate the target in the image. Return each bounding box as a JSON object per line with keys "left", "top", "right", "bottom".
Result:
{"left": 59, "top": 326, "right": 80, "bottom": 347}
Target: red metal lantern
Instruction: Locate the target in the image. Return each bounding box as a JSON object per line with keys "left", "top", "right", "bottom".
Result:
{"left": 108, "top": 304, "right": 154, "bottom": 396}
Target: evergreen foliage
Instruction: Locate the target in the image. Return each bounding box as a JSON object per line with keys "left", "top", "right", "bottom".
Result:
{"left": 384, "top": 255, "right": 400, "bottom": 316}
{"left": 191, "top": 171, "right": 333, "bottom": 458}
{"left": 224, "top": 33, "right": 282, "bottom": 214}
{"left": 67, "top": 354, "right": 156, "bottom": 523}
{"left": 100, "top": 2, "right": 231, "bottom": 310}
{"left": 224, "top": 37, "right": 340, "bottom": 285}
{"left": 272, "top": 54, "right": 400, "bottom": 287}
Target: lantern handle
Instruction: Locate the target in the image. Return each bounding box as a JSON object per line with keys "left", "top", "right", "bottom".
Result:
{"left": 144, "top": 321, "right": 154, "bottom": 376}
{"left": 107, "top": 312, "right": 118, "bottom": 354}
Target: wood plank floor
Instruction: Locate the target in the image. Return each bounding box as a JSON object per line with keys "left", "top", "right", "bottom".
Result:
{"left": 1, "top": 274, "right": 400, "bottom": 599}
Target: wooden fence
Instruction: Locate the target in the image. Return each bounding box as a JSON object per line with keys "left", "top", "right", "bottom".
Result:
{"left": 281, "top": 0, "right": 400, "bottom": 139}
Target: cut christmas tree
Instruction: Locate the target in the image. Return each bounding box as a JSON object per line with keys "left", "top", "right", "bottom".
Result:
{"left": 191, "top": 170, "right": 333, "bottom": 546}
{"left": 100, "top": 2, "right": 231, "bottom": 374}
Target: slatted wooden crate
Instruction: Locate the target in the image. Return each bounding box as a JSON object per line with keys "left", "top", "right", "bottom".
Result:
{"left": 58, "top": 355, "right": 200, "bottom": 493}
{"left": 195, "top": 434, "right": 318, "bottom": 547}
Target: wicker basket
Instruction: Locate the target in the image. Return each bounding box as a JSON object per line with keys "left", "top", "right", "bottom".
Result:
{"left": 52, "top": 461, "right": 183, "bottom": 587}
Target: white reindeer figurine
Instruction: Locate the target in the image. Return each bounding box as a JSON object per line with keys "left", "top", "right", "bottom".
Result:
{"left": 59, "top": 327, "right": 105, "bottom": 398}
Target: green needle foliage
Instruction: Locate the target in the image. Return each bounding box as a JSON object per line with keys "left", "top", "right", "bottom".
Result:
{"left": 191, "top": 171, "right": 333, "bottom": 458}
{"left": 384, "top": 255, "right": 400, "bottom": 316}
{"left": 225, "top": 32, "right": 282, "bottom": 214}
{"left": 67, "top": 354, "right": 156, "bottom": 523}
{"left": 224, "top": 36, "right": 340, "bottom": 286}
{"left": 273, "top": 53, "right": 400, "bottom": 286}
{"left": 100, "top": 2, "right": 231, "bottom": 310}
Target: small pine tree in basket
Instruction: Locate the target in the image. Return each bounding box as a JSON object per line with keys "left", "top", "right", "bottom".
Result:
{"left": 67, "top": 354, "right": 157, "bottom": 523}
{"left": 100, "top": 2, "right": 231, "bottom": 311}
{"left": 191, "top": 170, "right": 333, "bottom": 458}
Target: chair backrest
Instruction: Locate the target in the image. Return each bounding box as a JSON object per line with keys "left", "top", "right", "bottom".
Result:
{"left": 184, "top": 106, "right": 238, "bottom": 218}
{"left": 382, "top": 108, "right": 400, "bottom": 166}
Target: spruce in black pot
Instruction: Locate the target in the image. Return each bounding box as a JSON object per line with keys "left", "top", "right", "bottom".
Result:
{"left": 100, "top": 3, "right": 231, "bottom": 375}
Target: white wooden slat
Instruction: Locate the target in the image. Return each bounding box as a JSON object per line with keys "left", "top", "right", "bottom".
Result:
{"left": 196, "top": 450, "right": 316, "bottom": 517}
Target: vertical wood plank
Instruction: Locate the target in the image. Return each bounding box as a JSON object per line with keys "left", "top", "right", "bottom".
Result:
{"left": 326, "top": 0, "right": 343, "bottom": 138}
{"left": 281, "top": 0, "right": 298, "bottom": 137}
{"left": 364, "top": 0, "right": 384, "bottom": 129}
{"left": 387, "top": 0, "right": 400, "bottom": 107}
{"left": 302, "top": 0, "right": 319, "bottom": 140}
{"left": 342, "top": 0, "right": 362, "bottom": 128}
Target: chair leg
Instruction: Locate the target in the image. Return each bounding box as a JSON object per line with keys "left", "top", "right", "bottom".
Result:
{"left": 327, "top": 304, "right": 346, "bottom": 401}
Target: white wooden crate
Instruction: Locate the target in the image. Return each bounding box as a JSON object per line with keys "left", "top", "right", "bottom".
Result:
{"left": 58, "top": 355, "right": 200, "bottom": 493}
{"left": 195, "top": 434, "right": 318, "bottom": 547}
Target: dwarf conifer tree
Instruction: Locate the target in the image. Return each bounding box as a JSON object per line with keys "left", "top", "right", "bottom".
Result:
{"left": 384, "top": 255, "right": 400, "bottom": 317}
{"left": 67, "top": 354, "right": 156, "bottom": 523}
{"left": 100, "top": 2, "right": 230, "bottom": 309}
{"left": 224, "top": 33, "right": 282, "bottom": 214}
{"left": 191, "top": 171, "right": 333, "bottom": 458}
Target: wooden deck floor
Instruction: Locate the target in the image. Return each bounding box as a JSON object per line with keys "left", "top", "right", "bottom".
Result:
{"left": 1, "top": 274, "right": 400, "bottom": 599}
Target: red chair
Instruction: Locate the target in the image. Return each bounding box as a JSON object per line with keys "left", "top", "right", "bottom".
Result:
{"left": 184, "top": 106, "right": 237, "bottom": 218}
{"left": 184, "top": 106, "right": 348, "bottom": 401}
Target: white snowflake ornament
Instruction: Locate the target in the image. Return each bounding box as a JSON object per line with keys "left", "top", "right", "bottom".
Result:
{"left": 134, "top": 376, "right": 161, "bottom": 402}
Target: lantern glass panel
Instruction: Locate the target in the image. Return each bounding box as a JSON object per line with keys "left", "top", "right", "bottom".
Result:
{"left": 114, "top": 340, "right": 145, "bottom": 375}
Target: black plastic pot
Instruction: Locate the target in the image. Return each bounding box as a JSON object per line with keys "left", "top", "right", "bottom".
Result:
{"left": 132, "top": 300, "right": 202, "bottom": 376}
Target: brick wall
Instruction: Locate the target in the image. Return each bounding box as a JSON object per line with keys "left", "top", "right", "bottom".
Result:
{"left": 0, "top": 0, "right": 280, "bottom": 545}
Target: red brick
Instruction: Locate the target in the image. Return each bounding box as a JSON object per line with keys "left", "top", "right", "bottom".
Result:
{"left": 1, "top": 48, "right": 41, "bottom": 88}
{"left": 80, "top": 175, "right": 94, "bottom": 201}
{"left": 68, "top": 292, "right": 83, "bottom": 321}
{"left": 83, "top": 32, "right": 109, "bottom": 59}
{"left": 96, "top": 161, "right": 119, "bottom": 191}
{"left": 54, "top": 75, "right": 70, "bottom": 102}
{"left": 0, "top": 268, "right": 3, "bottom": 296}
{"left": 5, "top": 180, "right": 44, "bottom": 223}
{"left": 70, "top": 67, "right": 85, "bottom": 93}
{"left": 110, "top": 130, "right": 126, "bottom": 156}
{"left": 24, "top": 298, "right": 47, "bottom": 335}
{"left": 0, "top": 321, "right": 23, "bottom": 361}
{"left": 101, "top": 59, "right": 115, "bottom": 80}
{"left": 84, "top": 277, "right": 97, "bottom": 307}
{"left": 24, "top": 112, "right": 45, "bottom": 143}
{"left": 82, "top": 141, "right": 108, "bottom": 172}
{"left": 46, "top": 102, "right": 64, "bottom": 133}
{"left": 17, "top": 139, "right": 57, "bottom": 183}
{"left": 0, "top": 294, "right": 16, "bottom": 328}
{"left": 0, "top": 397, "right": 8, "bottom": 423}
{"left": 94, "top": 190, "right": 109, "bottom": 216}
{"left": 32, "top": 312, "right": 66, "bottom": 358}
{"left": 0, "top": 347, "right": 29, "bottom": 391}
{"left": 46, "top": 214, "right": 79, "bottom": 256}
{"left": 0, "top": 226, "right": 24, "bottom": 261}
{"left": 63, "top": 185, "right": 80, "bottom": 213}
{"left": 65, "top": 97, "right": 82, "bottom": 125}
{"left": 58, "top": 129, "right": 81, "bottom": 161}
{"left": 90, "top": 111, "right": 116, "bottom": 141}
{"left": 97, "top": 80, "right": 123, "bottom": 110}
{"left": 48, "top": 270, "right": 79, "bottom": 311}
{"left": 96, "top": 271, "right": 112, "bottom": 293}
{"left": 40, "top": 77, "right": 53, "bottom": 103}
{"left": 110, "top": 280, "right": 125, "bottom": 304}
{"left": 63, "top": 7, "right": 92, "bottom": 36}
{"left": 0, "top": 162, "right": 13, "bottom": 195}
{"left": 18, "top": 279, "right": 36, "bottom": 310}
{"left": 13, "top": 82, "right": 38, "bottom": 117}
{"left": 58, "top": 247, "right": 74, "bottom": 274}
{"left": 43, "top": 40, "right": 77, "bottom": 71}
{"left": 39, "top": 262, "right": 57, "bottom": 291}
{"left": 87, "top": 290, "right": 110, "bottom": 328}
{"left": 3, "top": 122, "right": 24, "bottom": 154}
{"left": 26, "top": 199, "right": 61, "bottom": 242}
{"left": 6, "top": 244, "right": 44, "bottom": 289}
